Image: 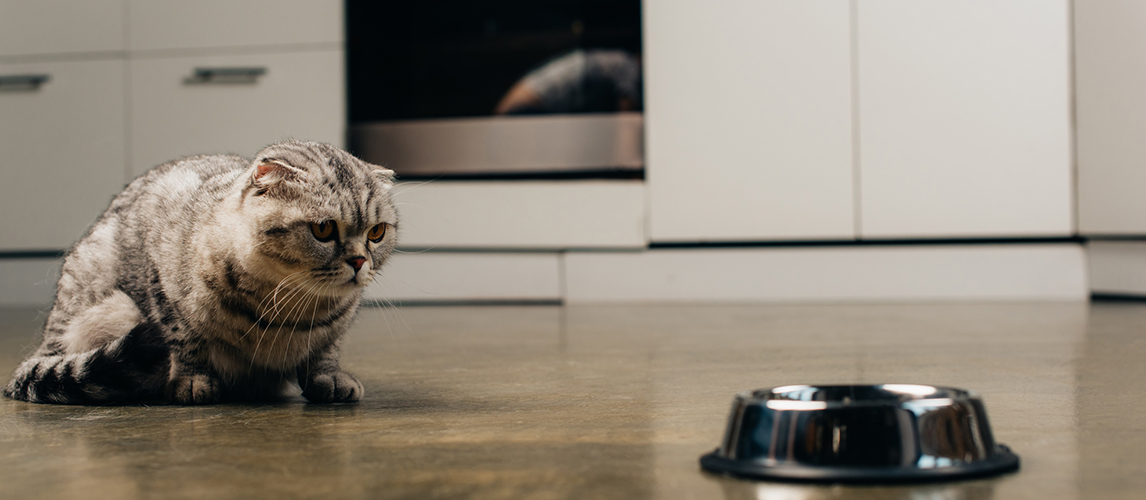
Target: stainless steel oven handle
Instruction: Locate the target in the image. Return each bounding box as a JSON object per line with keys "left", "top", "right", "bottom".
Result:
{"left": 0, "top": 74, "right": 51, "bottom": 91}
{"left": 183, "top": 67, "right": 267, "bottom": 84}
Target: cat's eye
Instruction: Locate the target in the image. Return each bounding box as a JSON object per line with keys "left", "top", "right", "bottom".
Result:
{"left": 368, "top": 223, "right": 387, "bottom": 243}
{"left": 310, "top": 221, "right": 336, "bottom": 242}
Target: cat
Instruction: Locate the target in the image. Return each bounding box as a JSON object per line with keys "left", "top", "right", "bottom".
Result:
{"left": 3, "top": 140, "right": 397, "bottom": 405}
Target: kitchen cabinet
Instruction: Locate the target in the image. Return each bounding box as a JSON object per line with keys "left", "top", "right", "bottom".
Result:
{"left": 1076, "top": 0, "right": 1146, "bottom": 235}
{"left": 127, "top": 0, "right": 342, "bottom": 52}
{"left": 644, "top": 0, "right": 855, "bottom": 243}
{"left": 0, "top": 1, "right": 127, "bottom": 252}
{"left": 856, "top": 0, "right": 1073, "bottom": 238}
{"left": 392, "top": 181, "right": 646, "bottom": 250}
{"left": 363, "top": 252, "right": 562, "bottom": 303}
{"left": 646, "top": 0, "right": 1073, "bottom": 243}
{"left": 0, "top": 1, "right": 346, "bottom": 252}
{"left": 0, "top": 0, "right": 1099, "bottom": 305}
{"left": 0, "top": 60, "right": 126, "bottom": 251}
{"left": 130, "top": 50, "right": 344, "bottom": 175}
{"left": 1088, "top": 241, "right": 1146, "bottom": 296}
{"left": 0, "top": 0, "right": 125, "bottom": 58}
{"left": 127, "top": 0, "right": 345, "bottom": 175}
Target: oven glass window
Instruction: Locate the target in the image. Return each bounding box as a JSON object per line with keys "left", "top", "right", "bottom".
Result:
{"left": 347, "top": 1, "right": 644, "bottom": 179}
{"left": 348, "top": 0, "right": 642, "bottom": 122}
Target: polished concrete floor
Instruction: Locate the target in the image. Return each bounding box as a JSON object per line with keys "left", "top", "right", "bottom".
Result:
{"left": 1, "top": 301, "right": 1144, "bottom": 499}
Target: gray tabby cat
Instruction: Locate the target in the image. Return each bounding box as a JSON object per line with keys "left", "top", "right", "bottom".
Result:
{"left": 3, "top": 141, "right": 397, "bottom": 405}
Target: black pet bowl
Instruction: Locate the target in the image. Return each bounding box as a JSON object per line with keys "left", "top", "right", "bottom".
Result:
{"left": 700, "top": 384, "right": 1020, "bottom": 484}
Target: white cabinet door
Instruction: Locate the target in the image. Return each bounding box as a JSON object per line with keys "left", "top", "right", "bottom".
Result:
{"left": 0, "top": 60, "right": 126, "bottom": 251}
{"left": 393, "top": 181, "right": 646, "bottom": 250}
{"left": 1076, "top": 0, "right": 1146, "bottom": 235}
{"left": 857, "top": 0, "right": 1072, "bottom": 238}
{"left": 128, "top": 0, "right": 342, "bottom": 52}
{"left": 363, "top": 253, "right": 562, "bottom": 303}
{"left": 644, "top": 0, "right": 855, "bottom": 242}
{"left": 130, "top": 50, "right": 344, "bottom": 175}
{"left": 0, "top": 0, "right": 125, "bottom": 58}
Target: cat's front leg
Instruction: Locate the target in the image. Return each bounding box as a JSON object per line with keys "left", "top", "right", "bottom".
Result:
{"left": 165, "top": 343, "right": 223, "bottom": 405}
{"left": 298, "top": 347, "right": 362, "bottom": 403}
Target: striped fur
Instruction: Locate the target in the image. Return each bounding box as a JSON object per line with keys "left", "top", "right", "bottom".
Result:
{"left": 3, "top": 141, "right": 397, "bottom": 405}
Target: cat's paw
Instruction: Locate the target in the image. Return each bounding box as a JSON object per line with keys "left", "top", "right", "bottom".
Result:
{"left": 301, "top": 371, "right": 363, "bottom": 403}
{"left": 166, "top": 373, "right": 222, "bottom": 405}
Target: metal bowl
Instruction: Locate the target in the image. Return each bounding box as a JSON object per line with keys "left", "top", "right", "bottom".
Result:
{"left": 700, "top": 384, "right": 1020, "bottom": 483}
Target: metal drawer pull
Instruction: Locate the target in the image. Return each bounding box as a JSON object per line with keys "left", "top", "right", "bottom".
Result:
{"left": 183, "top": 67, "right": 267, "bottom": 84}
{"left": 0, "top": 74, "right": 50, "bottom": 91}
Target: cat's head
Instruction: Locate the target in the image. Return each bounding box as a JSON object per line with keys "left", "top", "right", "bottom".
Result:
{"left": 238, "top": 141, "right": 397, "bottom": 297}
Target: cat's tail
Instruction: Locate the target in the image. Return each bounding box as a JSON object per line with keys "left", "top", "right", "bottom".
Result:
{"left": 2, "top": 323, "right": 169, "bottom": 404}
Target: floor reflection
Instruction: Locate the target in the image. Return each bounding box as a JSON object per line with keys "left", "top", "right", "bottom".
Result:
{"left": 0, "top": 301, "right": 1134, "bottom": 499}
{"left": 2, "top": 305, "right": 661, "bottom": 499}
{"left": 1076, "top": 303, "right": 1146, "bottom": 500}
{"left": 716, "top": 478, "right": 996, "bottom": 500}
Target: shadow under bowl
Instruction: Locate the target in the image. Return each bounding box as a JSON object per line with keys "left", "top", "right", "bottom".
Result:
{"left": 700, "top": 384, "right": 1020, "bottom": 484}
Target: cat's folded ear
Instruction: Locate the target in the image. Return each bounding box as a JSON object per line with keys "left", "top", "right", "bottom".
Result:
{"left": 251, "top": 159, "right": 304, "bottom": 192}
{"left": 371, "top": 165, "right": 396, "bottom": 188}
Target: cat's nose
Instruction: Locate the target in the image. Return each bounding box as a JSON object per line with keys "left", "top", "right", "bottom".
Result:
{"left": 347, "top": 256, "right": 366, "bottom": 272}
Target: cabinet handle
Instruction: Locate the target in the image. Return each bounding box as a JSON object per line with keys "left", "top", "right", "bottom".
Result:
{"left": 0, "top": 74, "right": 50, "bottom": 91}
{"left": 183, "top": 67, "right": 267, "bottom": 84}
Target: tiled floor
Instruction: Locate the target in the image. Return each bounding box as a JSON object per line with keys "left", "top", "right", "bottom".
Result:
{"left": 1, "top": 302, "right": 1143, "bottom": 499}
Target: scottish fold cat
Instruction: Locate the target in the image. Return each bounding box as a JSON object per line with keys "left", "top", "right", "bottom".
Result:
{"left": 3, "top": 141, "right": 396, "bottom": 404}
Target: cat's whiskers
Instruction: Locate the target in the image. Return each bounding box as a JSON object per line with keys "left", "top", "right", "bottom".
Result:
{"left": 294, "top": 279, "right": 333, "bottom": 373}
{"left": 239, "top": 271, "right": 308, "bottom": 342}
{"left": 393, "top": 247, "right": 437, "bottom": 254}
{"left": 258, "top": 271, "right": 306, "bottom": 317}
{"left": 389, "top": 202, "right": 426, "bottom": 209}
{"left": 300, "top": 281, "right": 324, "bottom": 375}
{"left": 391, "top": 178, "right": 435, "bottom": 197}
{"left": 238, "top": 272, "right": 300, "bottom": 348}
{"left": 269, "top": 272, "right": 311, "bottom": 315}
{"left": 375, "top": 295, "right": 398, "bottom": 343}
{"left": 250, "top": 273, "right": 320, "bottom": 366}
{"left": 389, "top": 298, "right": 415, "bottom": 339}
{"left": 260, "top": 266, "right": 350, "bottom": 371}
{"left": 372, "top": 274, "right": 416, "bottom": 340}
{"left": 273, "top": 275, "right": 330, "bottom": 363}
{"left": 266, "top": 280, "right": 316, "bottom": 371}
{"left": 246, "top": 272, "right": 316, "bottom": 371}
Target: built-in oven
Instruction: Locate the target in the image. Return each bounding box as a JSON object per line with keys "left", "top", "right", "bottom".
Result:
{"left": 346, "top": 0, "right": 643, "bottom": 180}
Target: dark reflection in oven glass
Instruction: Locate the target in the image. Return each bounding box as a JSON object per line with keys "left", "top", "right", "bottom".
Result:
{"left": 347, "top": 0, "right": 643, "bottom": 122}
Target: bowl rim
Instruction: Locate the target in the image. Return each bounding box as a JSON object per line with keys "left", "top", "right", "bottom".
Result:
{"left": 700, "top": 444, "right": 1020, "bottom": 484}
{"left": 738, "top": 383, "right": 982, "bottom": 410}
